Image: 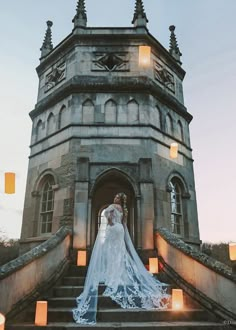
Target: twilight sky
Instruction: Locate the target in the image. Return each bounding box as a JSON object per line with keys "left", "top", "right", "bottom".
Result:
{"left": 0, "top": 0, "right": 235, "bottom": 243}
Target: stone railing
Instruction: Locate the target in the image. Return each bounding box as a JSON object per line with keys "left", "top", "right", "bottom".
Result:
{"left": 0, "top": 226, "right": 72, "bottom": 318}
{"left": 155, "top": 228, "right": 236, "bottom": 321}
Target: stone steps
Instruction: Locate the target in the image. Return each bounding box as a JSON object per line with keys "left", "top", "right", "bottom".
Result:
{"left": 25, "top": 307, "right": 211, "bottom": 323}
{"left": 6, "top": 264, "right": 224, "bottom": 329}
{"left": 6, "top": 321, "right": 228, "bottom": 330}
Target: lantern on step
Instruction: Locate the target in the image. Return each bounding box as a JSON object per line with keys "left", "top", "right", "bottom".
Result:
{"left": 149, "top": 258, "right": 159, "bottom": 274}
{"left": 229, "top": 243, "right": 236, "bottom": 260}
{"left": 0, "top": 313, "right": 5, "bottom": 330}
{"left": 77, "top": 250, "right": 87, "bottom": 266}
{"left": 170, "top": 143, "right": 178, "bottom": 159}
{"left": 172, "top": 289, "right": 184, "bottom": 310}
{"left": 139, "top": 46, "right": 151, "bottom": 67}
{"left": 35, "top": 301, "right": 48, "bottom": 326}
{"left": 4, "top": 172, "right": 15, "bottom": 194}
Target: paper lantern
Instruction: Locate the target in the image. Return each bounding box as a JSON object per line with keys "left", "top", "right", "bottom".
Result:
{"left": 35, "top": 301, "right": 47, "bottom": 326}
{"left": 0, "top": 313, "right": 5, "bottom": 330}
{"left": 77, "top": 250, "right": 87, "bottom": 266}
{"left": 229, "top": 243, "right": 236, "bottom": 261}
{"left": 170, "top": 143, "right": 178, "bottom": 159}
{"left": 172, "top": 289, "right": 184, "bottom": 310}
{"left": 149, "top": 258, "right": 159, "bottom": 274}
{"left": 139, "top": 46, "right": 151, "bottom": 67}
{"left": 4, "top": 172, "right": 15, "bottom": 194}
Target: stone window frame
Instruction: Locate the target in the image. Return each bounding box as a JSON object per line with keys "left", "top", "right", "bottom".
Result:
{"left": 165, "top": 113, "right": 173, "bottom": 135}
{"left": 104, "top": 99, "right": 118, "bottom": 124}
{"left": 40, "top": 180, "right": 54, "bottom": 234}
{"left": 127, "top": 99, "right": 140, "bottom": 124}
{"left": 58, "top": 104, "right": 67, "bottom": 130}
{"left": 31, "top": 169, "right": 60, "bottom": 237}
{"left": 35, "top": 119, "right": 43, "bottom": 142}
{"left": 177, "top": 119, "right": 184, "bottom": 142}
{"left": 46, "top": 112, "right": 56, "bottom": 136}
{"left": 82, "top": 99, "right": 95, "bottom": 124}
{"left": 166, "top": 172, "right": 191, "bottom": 239}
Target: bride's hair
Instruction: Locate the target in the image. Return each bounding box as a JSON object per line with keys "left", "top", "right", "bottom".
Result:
{"left": 117, "top": 192, "right": 128, "bottom": 222}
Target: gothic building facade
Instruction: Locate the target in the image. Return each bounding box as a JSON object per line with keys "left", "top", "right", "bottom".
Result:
{"left": 20, "top": 0, "right": 200, "bottom": 254}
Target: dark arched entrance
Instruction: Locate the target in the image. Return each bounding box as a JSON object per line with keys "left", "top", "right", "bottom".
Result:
{"left": 89, "top": 169, "right": 137, "bottom": 248}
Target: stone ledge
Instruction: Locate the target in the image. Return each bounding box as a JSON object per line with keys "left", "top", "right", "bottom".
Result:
{"left": 0, "top": 226, "right": 72, "bottom": 280}
{"left": 156, "top": 228, "right": 236, "bottom": 283}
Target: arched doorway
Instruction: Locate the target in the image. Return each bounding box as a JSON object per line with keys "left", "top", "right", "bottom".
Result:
{"left": 89, "top": 169, "right": 137, "bottom": 249}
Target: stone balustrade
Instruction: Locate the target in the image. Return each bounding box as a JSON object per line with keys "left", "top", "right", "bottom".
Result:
{"left": 0, "top": 226, "right": 72, "bottom": 317}
{"left": 156, "top": 228, "right": 236, "bottom": 320}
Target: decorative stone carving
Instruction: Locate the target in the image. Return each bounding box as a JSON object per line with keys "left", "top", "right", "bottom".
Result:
{"left": 45, "top": 61, "right": 66, "bottom": 92}
{"left": 92, "top": 52, "right": 129, "bottom": 72}
{"left": 154, "top": 60, "right": 175, "bottom": 93}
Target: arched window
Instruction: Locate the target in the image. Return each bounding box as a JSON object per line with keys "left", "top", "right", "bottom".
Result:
{"left": 82, "top": 99, "right": 94, "bottom": 123}
{"left": 177, "top": 120, "right": 184, "bottom": 141}
{"left": 36, "top": 120, "right": 43, "bottom": 142}
{"left": 170, "top": 180, "right": 182, "bottom": 235}
{"left": 47, "top": 112, "right": 56, "bottom": 135}
{"left": 105, "top": 99, "right": 117, "bottom": 123}
{"left": 127, "top": 100, "right": 139, "bottom": 124}
{"left": 58, "top": 105, "right": 69, "bottom": 129}
{"left": 165, "top": 114, "right": 173, "bottom": 135}
{"left": 40, "top": 179, "right": 54, "bottom": 234}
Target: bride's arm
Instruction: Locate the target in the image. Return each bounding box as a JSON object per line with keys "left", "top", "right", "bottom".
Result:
{"left": 104, "top": 205, "right": 115, "bottom": 226}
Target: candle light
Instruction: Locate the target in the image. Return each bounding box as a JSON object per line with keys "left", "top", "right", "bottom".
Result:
{"left": 149, "top": 258, "right": 159, "bottom": 274}
{"left": 172, "top": 289, "right": 184, "bottom": 310}
{"left": 77, "top": 250, "right": 87, "bottom": 266}
{"left": 35, "top": 301, "right": 47, "bottom": 326}
{"left": 139, "top": 46, "right": 151, "bottom": 67}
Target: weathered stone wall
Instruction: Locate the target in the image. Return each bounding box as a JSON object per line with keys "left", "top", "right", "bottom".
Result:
{"left": 156, "top": 228, "right": 236, "bottom": 317}
{"left": 0, "top": 227, "right": 71, "bottom": 315}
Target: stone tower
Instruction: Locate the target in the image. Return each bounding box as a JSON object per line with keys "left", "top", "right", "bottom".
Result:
{"left": 20, "top": 0, "right": 200, "bottom": 254}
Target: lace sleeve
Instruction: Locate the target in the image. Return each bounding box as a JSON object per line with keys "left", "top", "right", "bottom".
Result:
{"left": 104, "top": 205, "right": 115, "bottom": 220}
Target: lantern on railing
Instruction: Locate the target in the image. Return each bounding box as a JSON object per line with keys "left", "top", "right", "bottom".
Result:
{"left": 172, "top": 289, "right": 184, "bottom": 310}
{"left": 35, "top": 301, "right": 47, "bottom": 326}
{"left": 0, "top": 313, "right": 5, "bottom": 330}
{"left": 139, "top": 46, "right": 151, "bottom": 67}
{"left": 149, "top": 258, "right": 159, "bottom": 274}
{"left": 77, "top": 250, "right": 87, "bottom": 266}
{"left": 229, "top": 243, "right": 236, "bottom": 261}
{"left": 4, "top": 172, "right": 15, "bottom": 194}
{"left": 170, "top": 143, "right": 178, "bottom": 159}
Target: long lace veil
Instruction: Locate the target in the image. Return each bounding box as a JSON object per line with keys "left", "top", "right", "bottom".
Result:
{"left": 72, "top": 220, "right": 169, "bottom": 324}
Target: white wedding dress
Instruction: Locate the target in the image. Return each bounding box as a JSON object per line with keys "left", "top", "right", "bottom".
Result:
{"left": 73, "top": 204, "right": 170, "bottom": 324}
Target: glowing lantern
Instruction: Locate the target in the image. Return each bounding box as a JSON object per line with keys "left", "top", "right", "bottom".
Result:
{"left": 170, "top": 143, "right": 178, "bottom": 159}
{"left": 172, "top": 289, "right": 184, "bottom": 310}
{"left": 77, "top": 250, "right": 87, "bottom": 266}
{"left": 229, "top": 243, "right": 236, "bottom": 261}
{"left": 4, "top": 172, "right": 15, "bottom": 194}
{"left": 139, "top": 46, "right": 151, "bottom": 67}
{"left": 149, "top": 258, "right": 159, "bottom": 274}
{"left": 35, "top": 301, "right": 47, "bottom": 326}
{"left": 0, "top": 313, "right": 5, "bottom": 330}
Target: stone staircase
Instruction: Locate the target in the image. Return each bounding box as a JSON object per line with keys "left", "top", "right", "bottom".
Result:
{"left": 6, "top": 264, "right": 228, "bottom": 329}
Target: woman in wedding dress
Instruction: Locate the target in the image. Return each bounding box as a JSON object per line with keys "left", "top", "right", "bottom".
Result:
{"left": 73, "top": 192, "right": 170, "bottom": 324}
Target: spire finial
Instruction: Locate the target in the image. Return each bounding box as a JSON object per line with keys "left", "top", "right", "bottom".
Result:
{"left": 169, "top": 25, "right": 182, "bottom": 64}
{"left": 132, "top": 0, "right": 148, "bottom": 27}
{"left": 40, "top": 21, "right": 53, "bottom": 59}
{"left": 73, "top": 0, "right": 87, "bottom": 28}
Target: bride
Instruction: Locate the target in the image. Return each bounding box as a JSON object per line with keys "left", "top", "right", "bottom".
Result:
{"left": 73, "top": 192, "right": 170, "bottom": 324}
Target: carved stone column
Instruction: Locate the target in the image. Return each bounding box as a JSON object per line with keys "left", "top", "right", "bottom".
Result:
{"left": 139, "top": 158, "right": 154, "bottom": 250}
{"left": 73, "top": 157, "right": 90, "bottom": 249}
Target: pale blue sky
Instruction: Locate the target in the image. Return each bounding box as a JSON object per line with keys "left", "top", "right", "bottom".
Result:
{"left": 0, "top": 0, "right": 236, "bottom": 242}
